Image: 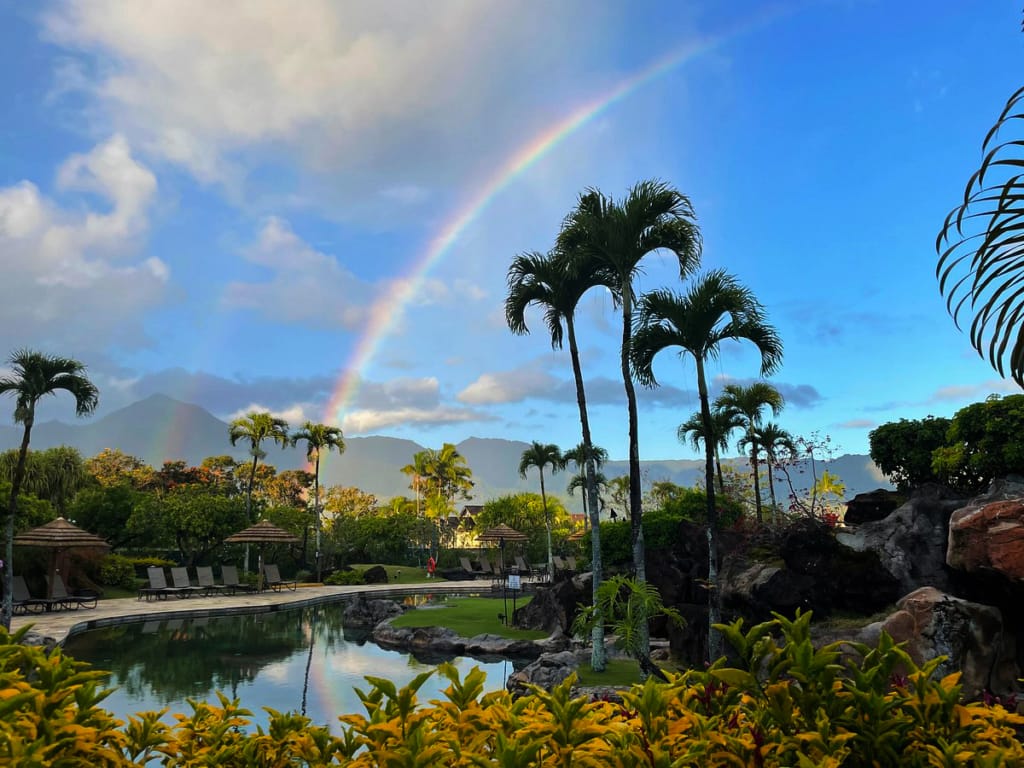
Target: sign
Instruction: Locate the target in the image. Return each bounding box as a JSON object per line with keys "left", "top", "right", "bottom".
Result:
{"left": 508, "top": 574, "right": 521, "bottom": 591}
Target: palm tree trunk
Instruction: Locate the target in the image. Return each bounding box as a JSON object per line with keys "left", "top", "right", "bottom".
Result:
{"left": 715, "top": 448, "right": 725, "bottom": 494}
{"left": 766, "top": 452, "right": 779, "bottom": 521}
{"left": 314, "top": 455, "right": 322, "bottom": 582}
{"left": 750, "top": 438, "right": 763, "bottom": 524}
{"left": 567, "top": 315, "right": 605, "bottom": 671}
{"left": 540, "top": 471, "right": 554, "bottom": 583}
{"left": 619, "top": 285, "right": 645, "bottom": 583}
{"left": 696, "top": 359, "right": 722, "bottom": 661}
{"left": 3, "top": 413, "right": 34, "bottom": 630}
{"left": 244, "top": 454, "right": 258, "bottom": 574}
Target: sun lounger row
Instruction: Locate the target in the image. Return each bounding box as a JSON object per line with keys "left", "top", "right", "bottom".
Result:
{"left": 13, "top": 574, "right": 98, "bottom": 614}
{"left": 137, "top": 564, "right": 298, "bottom": 600}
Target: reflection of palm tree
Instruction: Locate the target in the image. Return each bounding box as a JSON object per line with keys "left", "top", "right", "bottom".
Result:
{"left": 291, "top": 422, "right": 345, "bottom": 581}
{"left": 0, "top": 349, "right": 98, "bottom": 629}
{"left": 631, "top": 272, "right": 782, "bottom": 660}
{"left": 716, "top": 382, "right": 784, "bottom": 524}
{"left": 301, "top": 605, "right": 319, "bottom": 716}
{"left": 518, "top": 442, "right": 564, "bottom": 582}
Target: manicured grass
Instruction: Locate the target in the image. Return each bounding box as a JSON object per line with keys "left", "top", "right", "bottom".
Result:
{"left": 102, "top": 586, "right": 140, "bottom": 600}
{"left": 390, "top": 596, "right": 547, "bottom": 640}
{"left": 350, "top": 563, "right": 433, "bottom": 585}
{"left": 575, "top": 658, "right": 643, "bottom": 686}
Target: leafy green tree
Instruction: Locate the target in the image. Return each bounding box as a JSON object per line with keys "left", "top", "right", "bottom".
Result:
{"left": 572, "top": 574, "right": 683, "bottom": 681}
{"left": 631, "top": 271, "right": 782, "bottom": 661}
{"left": 519, "top": 442, "right": 564, "bottom": 582}
{"left": 323, "top": 486, "right": 379, "bottom": 519}
{"left": 290, "top": 422, "right": 345, "bottom": 581}
{"left": 937, "top": 77, "right": 1024, "bottom": 386}
{"left": 130, "top": 486, "right": 248, "bottom": 566}
{"left": 932, "top": 394, "right": 1024, "bottom": 492}
{"left": 717, "top": 382, "right": 785, "bottom": 524}
{"left": 559, "top": 179, "right": 702, "bottom": 585}
{"left": 0, "top": 349, "right": 98, "bottom": 629}
{"left": 477, "top": 493, "right": 570, "bottom": 564}
{"left": 199, "top": 455, "right": 243, "bottom": 496}
{"left": 506, "top": 248, "right": 610, "bottom": 670}
{"left": 69, "top": 484, "right": 144, "bottom": 550}
{"left": 869, "top": 416, "right": 952, "bottom": 491}
{"left": 85, "top": 448, "right": 155, "bottom": 489}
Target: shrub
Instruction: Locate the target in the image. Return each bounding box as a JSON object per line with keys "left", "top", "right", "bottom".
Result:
{"left": 325, "top": 569, "right": 365, "bottom": 586}
{"left": 98, "top": 554, "right": 136, "bottom": 590}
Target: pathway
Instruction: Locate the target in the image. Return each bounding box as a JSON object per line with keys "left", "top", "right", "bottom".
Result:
{"left": 12, "top": 579, "right": 484, "bottom": 644}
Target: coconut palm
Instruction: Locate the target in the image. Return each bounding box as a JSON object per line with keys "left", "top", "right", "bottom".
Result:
{"left": 715, "top": 382, "right": 785, "bottom": 524}
{"left": 228, "top": 411, "right": 289, "bottom": 573}
{"left": 518, "top": 441, "right": 564, "bottom": 582}
{"left": 291, "top": 421, "right": 345, "bottom": 581}
{"left": 677, "top": 406, "right": 743, "bottom": 494}
{"left": 506, "top": 248, "right": 609, "bottom": 669}
{"left": 0, "top": 349, "right": 98, "bottom": 629}
{"left": 559, "top": 179, "right": 702, "bottom": 583}
{"left": 937, "top": 84, "right": 1024, "bottom": 386}
{"left": 563, "top": 441, "right": 609, "bottom": 529}
{"left": 400, "top": 450, "right": 433, "bottom": 516}
{"left": 631, "top": 271, "right": 782, "bottom": 661}
{"left": 752, "top": 422, "right": 797, "bottom": 521}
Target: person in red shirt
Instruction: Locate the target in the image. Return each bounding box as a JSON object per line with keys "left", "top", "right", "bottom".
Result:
{"left": 426, "top": 555, "right": 436, "bottom": 578}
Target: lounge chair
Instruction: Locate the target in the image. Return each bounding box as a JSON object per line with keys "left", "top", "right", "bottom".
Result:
{"left": 565, "top": 556, "right": 578, "bottom": 572}
{"left": 220, "top": 565, "right": 255, "bottom": 594}
{"left": 262, "top": 563, "right": 297, "bottom": 592}
{"left": 458, "top": 556, "right": 479, "bottom": 578}
{"left": 47, "top": 574, "right": 99, "bottom": 610}
{"left": 477, "top": 556, "right": 493, "bottom": 575}
{"left": 513, "top": 555, "right": 536, "bottom": 581}
{"left": 552, "top": 555, "right": 568, "bottom": 574}
{"left": 12, "top": 575, "right": 58, "bottom": 614}
{"left": 196, "top": 565, "right": 228, "bottom": 596}
{"left": 170, "top": 567, "right": 204, "bottom": 598}
{"left": 138, "top": 567, "right": 187, "bottom": 601}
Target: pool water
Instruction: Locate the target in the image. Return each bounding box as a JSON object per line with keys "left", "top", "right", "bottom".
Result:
{"left": 61, "top": 601, "right": 518, "bottom": 734}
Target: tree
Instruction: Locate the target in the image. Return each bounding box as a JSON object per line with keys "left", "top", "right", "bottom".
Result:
{"left": 717, "top": 382, "right": 785, "bottom": 524}
{"left": 518, "top": 442, "right": 564, "bottom": 582}
{"left": 290, "top": 421, "right": 345, "bottom": 581}
{"left": 477, "top": 493, "right": 571, "bottom": 565}
{"left": 773, "top": 432, "right": 843, "bottom": 519}
{"left": 631, "top": 271, "right": 782, "bottom": 661}
{"left": 85, "top": 448, "right": 155, "bottom": 489}
{"left": 937, "top": 80, "right": 1024, "bottom": 386}
{"left": 400, "top": 451, "right": 431, "bottom": 516}
{"left": 507, "top": 248, "right": 610, "bottom": 670}
{"left": 228, "top": 411, "right": 289, "bottom": 573}
{"left": 323, "top": 486, "right": 379, "bottom": 519}
{"left": 931, "top": 394, "right": 1024, "bottom": 492}
{"left": 413, "top": 444, "right": 474, "bottom": 515}
{"left": 0, "top": 349, "right": 98, "bottom": 629}
{"left": 868, "top": 417, "right": 952, "bottom": 491}
{"left": 677, "top": 406, "right": 742, "bottom": 494}
{"left": 755, "top": 422, "right": 797, "bottom": 519}
{"left": 559, "top": 179, "right": 702, "bottom": 585}
{"left": 562, "top": 441, "right": 609, "bottom": 529}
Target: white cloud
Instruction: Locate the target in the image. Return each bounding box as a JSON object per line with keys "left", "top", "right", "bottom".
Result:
{"left": 343, "top": 405, "right": 491, "bottom": 434}
{"left": 458, "top": 368, "right": 561, "bottom": 405}
{"left": 930, "top": 379, "right": 1017, "bottom": 402}
{"left": 228, "top": 402, "right": 310, "bottom": 425}
{"left": 0, "top": 136, "right": 167, "bottom": 355}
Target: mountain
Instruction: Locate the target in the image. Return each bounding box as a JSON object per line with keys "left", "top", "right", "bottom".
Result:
{"left": 0, "top": 394, "right": 893, "bottom": 502}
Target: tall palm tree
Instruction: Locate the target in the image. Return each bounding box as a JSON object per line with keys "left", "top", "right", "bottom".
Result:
{"left": 506, "top": 248, "right": 610, "bottom": 670}
{"left": 424, "top": 443, "right": 474, "bottom": 510}
{"left": 0, "top": 349, "right": 98, "bottom": 629}
{"left": 715, "top": 382, "right": 785, "bottom": 524}
{"left": 518, "top": 441, "right": 564, "bottom": 582}
{"left": 400, "top": 450, "right": 433, "bottom": 517}
{"left": 631, "top": 271, "right": 782, "bottom": 661}
{"left": 752, "top": 422, "right": 796, "bottom": 521}
{"left": 559, "top": 179, "right": 702, "bottom": 583}
{"left": 563, "top": 441, "right": 609, "bottom": 529}
{"left": 291, "top": 421, "right": 345, "bottom": 582}
{"left": 228, "top": 411, "right": 289, "bottom": 572}
{"left": 677, "top": 406, "right": 743, "bottom": 494}
{"left": 937, "top": 84, "right": 1024, "bottom": 386}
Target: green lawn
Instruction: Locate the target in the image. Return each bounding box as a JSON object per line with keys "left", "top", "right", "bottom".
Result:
{"left": 350, "top": 563, "right": 433, "bottom": 585}
{"left": 575, "top": 658, "right": 643, "bottom": 686}
{"left": 390, "top": 596, "right": 547, "bottom": 640}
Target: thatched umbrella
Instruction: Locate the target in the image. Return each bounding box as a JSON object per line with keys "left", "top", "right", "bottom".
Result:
{"left": 224, "top": 520, "right": 299, "bottom": 591}
{"left": 477, "top": 524, "right": 528, "bottom": 572}
{"left": 13, "top": 517, "right": 110, "bottom": 598}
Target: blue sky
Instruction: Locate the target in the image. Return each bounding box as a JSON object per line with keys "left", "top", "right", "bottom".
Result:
{"left": 0, "top": 0, "right": 1020, "bottom": 464}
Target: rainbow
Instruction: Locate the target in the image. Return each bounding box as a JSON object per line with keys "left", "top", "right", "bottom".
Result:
{"left": 322, "top": 10, "right": 784, "bottom": 428}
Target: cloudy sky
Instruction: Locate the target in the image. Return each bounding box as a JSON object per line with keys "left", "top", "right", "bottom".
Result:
{"left": 0, "top": 0, "right": 1020, "bottom": 464}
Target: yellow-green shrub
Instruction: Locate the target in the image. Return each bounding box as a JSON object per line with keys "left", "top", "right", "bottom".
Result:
{"left": 2, "top": 613, "right": 1023, "bottom": 766}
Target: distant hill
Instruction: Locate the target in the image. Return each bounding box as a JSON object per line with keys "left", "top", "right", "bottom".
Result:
{"left": 0, "top": 394, "right": 893, "bottom": 503}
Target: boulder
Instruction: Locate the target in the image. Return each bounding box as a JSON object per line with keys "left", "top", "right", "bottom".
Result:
{"left": 513, "top": 573, "right": 590, "bottom": 633}
{"left": 342, "top": 595, "right": 404, "bottom": 628}
{"left": 947, "top": 478, "right": 1024, "bottom": 581}
{"left": 844, "top": 489, "right": 905, "bottom": 525}
{"left": 506, "top": 651, "right": 579, "bottom": 697}
{"left": 838, "top": 483, "right": 966, "bottom": 595}
{"left": 867, "top": 586, "right": 1019, "bottom": 699}
{"left": 362, "top": 565, "right": 389, "bottom": 584}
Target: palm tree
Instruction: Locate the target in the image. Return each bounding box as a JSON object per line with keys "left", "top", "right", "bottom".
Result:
{"left": 630, "top": 271, "right": 782, "bottom": 661}
{"left": 423, "top": 443, "right": 474, "bottom": 510}
{"left": 562, "top": 441, "right": 609, "bottom": 530}
{"left": 291, "top": 421, "right": 345, "bottom": 582}
{"left": 400, "top": 451, "right": 432, "bottom": 517}
{"left": 937, "top": 84, "right": 1024, "bottom": 386}
{"left": 506, "top": 248, "right": 609, "bottom": 670}
{"left": 0, "top": 349, "right": 98, "bottom": 629}
{"left": 567, "top": 468, "right": 608, "bottom": 526}
{"left": 559, "top": 179, "right": 702, "bottom": 583}
{"left": 518, "top": 441, "right": 564, "bottom": 582}
{"left": 752, "top": 422, "right": 796, "bottom": 521}
{"left": 677, "top": 406, "right": 743, "bottom": 494}
{"left": 228, "top": 411, "right": 290, "bottom": 572}
{"left": 715, "top": 382, "right": 785, "bottom": 524}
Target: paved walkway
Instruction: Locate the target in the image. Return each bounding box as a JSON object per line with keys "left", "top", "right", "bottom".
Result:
{"left": 12, "top": 579, "right": 484, "bottom": 644}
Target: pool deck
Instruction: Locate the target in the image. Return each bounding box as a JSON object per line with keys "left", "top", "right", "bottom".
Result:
{"left": 12, "top": 579, "right": 485, "bottom": 645}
